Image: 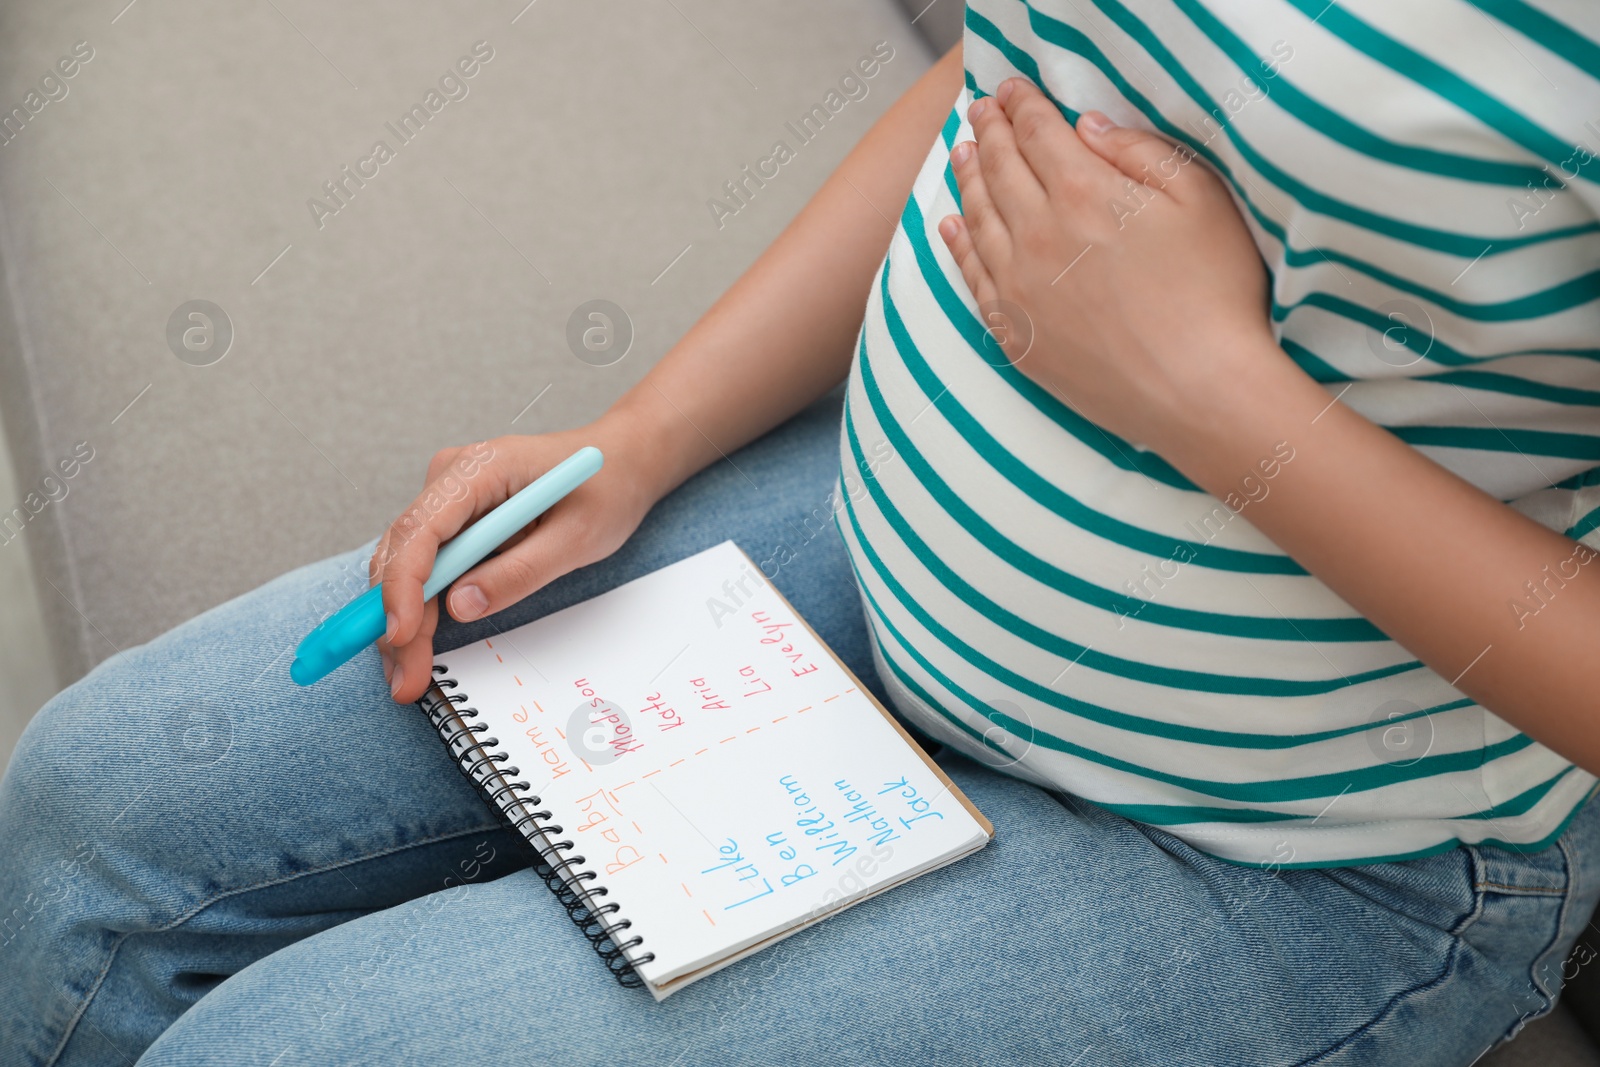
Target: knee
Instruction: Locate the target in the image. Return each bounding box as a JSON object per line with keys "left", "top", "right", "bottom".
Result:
{"left": 0, "top": 691, "right": 118, "bottom": 949}
{"left": 3, "top": 538, "right": 380, "bottom": 828}
{"left": 1, "top": 668, "right": 165, "bottom": 863}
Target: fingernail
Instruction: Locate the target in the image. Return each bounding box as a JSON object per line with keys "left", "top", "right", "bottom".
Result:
{"left": 969, "top": 97, "right": 989, "bottom": 121}
{"left": 1080, "top": 110, "right": 1115, "bottom": 135}
{"left": 950, "top": 141, "right": 973, "bottom": 166}
{"left": 997, "top": 78, "right": 1018, "bottom": 104}
{"left": 452, "top": 584, "right": 488, "bottom": 621}
{"left": 938, "top": 215, "right": 959, "bottom": 240}
{"left": 384, "top": 611, "right": 398, "bottom": 643}
{"left": 389, "top": 663, "right": 405, "bottom": 698}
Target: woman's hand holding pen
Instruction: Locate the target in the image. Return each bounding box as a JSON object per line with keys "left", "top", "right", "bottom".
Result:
{"left": 362, "top": 45, "right": 971, "bottom": 707}
{"left": 370, "top": 415, "right": 668, "bottom": 704}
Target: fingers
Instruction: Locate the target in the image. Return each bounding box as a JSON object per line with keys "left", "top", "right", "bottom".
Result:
{"left": 424, "top": 445, "right": 463, "bottom": 486}
{"left": 380, "top": 595, "right": 439, "bottom": 702}
{"left": 937, "top": 212, "right": 999, "bottom": 312}
{"left": 995, "top": 78, "right": 1101, "bottom": 197}
{"left": 948, "top": 137, "right": 1013, "bottom": 277}
{"left": 368, "top": 531, "right": 389, "bottom": 592}
{"left": 964, "top": 90, "right": 1048, "bottom": 231}
{"left": 376, "top": 440, "right": 502, "bottom": 650}
{"left": 445, "top": 507, "right": 585, "bottom": 623}
{"left": 1075, "top": 110, "right": 1201, "bottom": 201}
{"left": 376, "top": 505, "right": 443, "bottom": 652}
{"left": 377, "top": 442, "right": 496, "bottom": 702}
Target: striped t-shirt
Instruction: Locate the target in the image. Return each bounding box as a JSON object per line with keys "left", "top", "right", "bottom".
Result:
{"left": 834, "top": 0, "right": 1600, "bottom": 867}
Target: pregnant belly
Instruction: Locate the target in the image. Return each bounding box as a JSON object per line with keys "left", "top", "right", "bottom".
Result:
{"left": 835, "top": 221, "right": 1472, "bottom": 760}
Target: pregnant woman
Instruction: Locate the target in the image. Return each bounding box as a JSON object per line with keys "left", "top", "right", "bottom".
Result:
{"left": 5, "top": 3, "right": 1600, "bottom": 1064}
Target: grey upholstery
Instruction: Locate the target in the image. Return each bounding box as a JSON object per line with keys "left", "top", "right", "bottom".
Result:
{"left": 0, "top": 1, "right": 1591, "bottom": 1061}
{"left": 0, "top": 0, "right": 935, "bottom": 680}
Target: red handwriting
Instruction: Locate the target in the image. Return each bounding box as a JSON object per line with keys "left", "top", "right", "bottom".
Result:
{"left": 574, "top": 787, "right": 645, "bottom": 875}
{"left": 739, "top": 664, "right": 772, "bottom": 696}
{"left": 521, "top": 724, "right": 571, "bottom": 780}
{"left": 688, "top": 676, "right": 731, "bottom": 712}
{"left": 751, "top": 611, "right": 819, "bottom": 678}
{"left": 639, "top": 691, "right": 685, "bottom": 732}
{"left": 575, "top": 677, "right": 642, "bottom": 757}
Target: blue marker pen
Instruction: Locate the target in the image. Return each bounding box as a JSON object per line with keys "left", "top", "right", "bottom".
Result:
{"left": 290, "top": 446, "right": 604, "bottom": 686}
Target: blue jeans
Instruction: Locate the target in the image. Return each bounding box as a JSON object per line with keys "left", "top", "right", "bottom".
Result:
{"left": 4, "top": 387, "right": 1600, "bottom": 1067}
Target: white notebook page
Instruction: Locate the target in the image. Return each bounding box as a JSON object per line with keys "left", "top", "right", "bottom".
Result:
{"left": 432, "top": 540, "right": 991, "bottom": 997}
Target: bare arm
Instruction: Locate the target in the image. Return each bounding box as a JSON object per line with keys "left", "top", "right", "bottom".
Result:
{"left": 1172, "top": 354, "right": 1600, "bottom": 771}
{"left": 376, "top": 43, "right": 963, "bottom": 701}
{"left": 611, "top": 42, "right": 964, "bottom": 498}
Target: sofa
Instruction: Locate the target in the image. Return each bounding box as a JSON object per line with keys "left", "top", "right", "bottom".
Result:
{"left": 0, "top": 1, "right": 1592, "bottom": 1061}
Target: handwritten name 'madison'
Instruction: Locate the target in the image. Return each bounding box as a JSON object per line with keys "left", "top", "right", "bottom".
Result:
{"left": 306, "top": 41, "right": 495, "bottom": 231}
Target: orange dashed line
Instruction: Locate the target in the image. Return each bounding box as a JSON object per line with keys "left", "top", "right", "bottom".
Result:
{"left": 824, "top": 694, "right": 840, "bottom": 702}
{"left": 703, "top": 909, "right": 715, "bottom": 926}
{"left": 682, "top": 881, "right": 692, "bottom": 896}
{"left": 495, "top": 653, "right": 504, "bottom": 664}
{"left": 633, "top": 821, "right": 643, "bottom": 834}
{"left": 671, "top": 758, "right": 686, "bottom": 767}
{"left": 746, "top": 726, "right": 761, "bottom": 734}
{"left": 580, "top": 758, "right": 593, "bottom": 773}
{"left": 555, "top": 727, "right": 566, "bottom": 740}
{"left": 695, "top": 748, "right": 709, "bottom": 756}
{"left": 485, "top": 639, "right": 494, "bottom": 649}
{"left": 845, "top": 686, "right": 857, "bottom": 694}
{"left": 719, "top": 736, "right": 737, "bottom": 744}
{"left": 514, "top": 675, "right": 523, "bottom": 687}
{"left": 643, "top": 769, "right": 662, "bottom": 778}
{"left": 771, "top": 716, "right": 788, "bottom": 723}
{"left": 617, "top": 780, "right": 635, "bottom": 790}
{"left": 533, "top": 700, "right": 544, "bottom": 714}
{"left": 796, "top": 705, "right": 812, "bottom": 714}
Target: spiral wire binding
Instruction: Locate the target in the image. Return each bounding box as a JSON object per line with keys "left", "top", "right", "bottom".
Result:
{"left": 418, "top": 664, "right": 656, "bottom": 987}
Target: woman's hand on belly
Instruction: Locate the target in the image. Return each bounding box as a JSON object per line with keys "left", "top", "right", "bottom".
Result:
{"left": 936, "top": 75, "right": 1283, "bottom": 456}
{"left": 935, "top": 76, "right": 1600, "bottom": 774}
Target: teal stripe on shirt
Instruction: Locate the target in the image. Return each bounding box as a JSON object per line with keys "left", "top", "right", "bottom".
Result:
{"left": 835, "top": 495, "right": 1534, "bottom": 800}
{"left": 855, "top": 296, "right": 1385, "bottom": 640}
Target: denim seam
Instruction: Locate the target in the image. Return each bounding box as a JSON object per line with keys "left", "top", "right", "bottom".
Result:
{"left": 1475, "top": 880, "right": 1566, "bottom": 896}
{"left": 1489, "top": 838, "right": 1577, "bottom": 1048}
{"left": 1295, "top": 850, "right": 1487, "bottom": 1065}
{"left": 1526, "top": 836, "right": 1580, "bottom": 1007}
{"left": 43, "top": 821, "right": 506, "bottom": 1067}
{"left": 1293, "top": 936, "right": 1466, "bottom": 1066}
{"left": 1451, "top": 846, "right": 1489, "bottom": 938}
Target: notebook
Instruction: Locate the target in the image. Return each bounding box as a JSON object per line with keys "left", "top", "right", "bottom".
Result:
{"left": 417, "top": 539, "right": 992, "bottom": 999}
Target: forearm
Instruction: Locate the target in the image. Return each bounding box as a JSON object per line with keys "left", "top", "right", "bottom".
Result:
{"left": 609, "top": 43, "right": 963, "bottom": 497}
{"left": 1158, "top": 340, "right": 1600, "bottom": 771}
